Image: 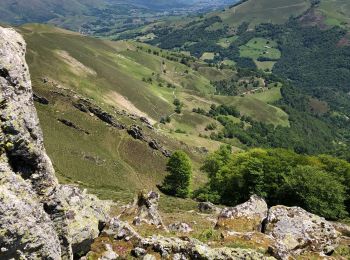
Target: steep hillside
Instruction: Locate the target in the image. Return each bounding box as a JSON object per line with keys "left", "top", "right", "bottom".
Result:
{"left": 1, "top": 24, "right": 350, "bottom": 260}
{"left": 215, "top": 0, "right": 311, "bottom": 27}
{"left": 126, "top": 0, "right": 350, "bottom": 158}
{"left": 17, "top": 24, "right": 287, "bottom": 202}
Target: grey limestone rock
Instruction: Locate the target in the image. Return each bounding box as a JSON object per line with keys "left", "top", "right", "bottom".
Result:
{"left": 0, "top": 26, "right": 110, "bottom": 259}
{"left": 265, "top": 205, "right": 339, "bottom": 259}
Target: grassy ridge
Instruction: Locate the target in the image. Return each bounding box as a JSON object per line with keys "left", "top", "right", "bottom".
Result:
{"left": 217, "top": 0, "right": 311, "bottom": 27}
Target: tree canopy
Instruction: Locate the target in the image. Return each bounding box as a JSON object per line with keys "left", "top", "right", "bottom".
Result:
{"left": 161, "top": 151, "right": 192, "bottom": 198}
{"left": 196, "top": 147, "right": 350, "bottom": 220}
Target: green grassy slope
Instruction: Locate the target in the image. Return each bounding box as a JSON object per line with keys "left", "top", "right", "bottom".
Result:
{"left": 316, "top": 0, "right": 350, "bottom": 28}
{"left": 18, "top": 24, "right": 188, "bottom": 202}
{"left": 17, "top": 24, "right": 289, "bottom": 202}
{"left": 217, "top": 0, "right": 311, "bottom": 27}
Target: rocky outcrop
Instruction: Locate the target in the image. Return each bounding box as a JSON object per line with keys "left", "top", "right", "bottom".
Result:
{"left": 90, "top": 218, "right": 273, "bottom": 259}
{"left": 74, "top": 98, "right": 125, "bottom": 129}
{"left": 198, "top": 201, "right": 220, "bottom": 214}
{"left": 128, "top": 125, "right": 146, "bottom": 141}
{"left": 0, "top": 171, "right": 62, "bottom": 259}
{"left": 53, "top": 185, "right": 110, "bottom": 255}
{"left": 148, "top": 139, "right": 172, "bottom": 157}
{"left": 125, "top": 191, "right": 167, "bottom": 230}
{"left": 0, "top": 26, "right": 109, "bottom": 259}
{"left": 216, "top": 195, "right": 268, "bottom": 232}
{"left": 88, "top": 193, "right": 344, "bottom": 259}
{"left": 214, "top": 196, "right": 341, "bottom": 259}
{"left": 265, "top": 206, "right": 339, "bottom": 259}
{"left": 33, "top": 93, "right": 49, "bottom": 105}
{"left": 168, "top": 222, "right": 193, "bottom": 233}
{"left": 58, "top": 118, "right": 90, "bottom": 134}
{"left": 0, "top": 26, "right": 68, "bottom": 259}
{"left": 103, "top": 218, "right": 141, "bottom": 241}
{"left": 140, "top": 116, "right": 153, "bottom": 129}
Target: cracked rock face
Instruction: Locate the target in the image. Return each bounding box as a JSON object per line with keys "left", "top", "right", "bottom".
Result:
{"left": 0, "top": 26, "right": 109, "bottom": 259}
{"left": 0, "top": 26, "right": 65, "bottom": 260}
{"left": 265, "top": 206, "right": 339, "bottom": 259}
{"left": 0, "top": 171, "right": 62, "bottom": 259}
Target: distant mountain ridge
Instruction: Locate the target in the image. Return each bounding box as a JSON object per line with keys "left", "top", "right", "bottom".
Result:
{"left": 0, "top": 0, "right": 237, "bottom": 26}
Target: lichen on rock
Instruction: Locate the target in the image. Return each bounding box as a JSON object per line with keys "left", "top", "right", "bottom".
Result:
{"left": 0, "top": 26, "right": 110, "bottom": 259}
{"left": 265, "top": 205, "right": 339, "bottom": 259}
{"left": 216, "top": 195, "right": 268, "bottom": 232}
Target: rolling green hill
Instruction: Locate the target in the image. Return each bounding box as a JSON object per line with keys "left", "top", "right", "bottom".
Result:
{"left": 216, "top": 0, "right": 311, "bottom": 27}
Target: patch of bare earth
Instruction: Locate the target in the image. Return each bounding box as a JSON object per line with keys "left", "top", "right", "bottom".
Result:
{"left": 299, "top": 9, "right": 327, "bottom": 29}
{"left": 337, "top": 34, "right": 350, "bottom": 47}
{"left": 309, "top": 97, "right": 329, "bottom": 115}
{"left": 105, "top": 91, "right": 156, "bottom": 124}
{"left": 55, "top": 50, "right": 97, "bottom": 77}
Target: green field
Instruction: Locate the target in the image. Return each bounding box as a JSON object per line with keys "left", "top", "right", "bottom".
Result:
{"left": 200, "top": 52, "right": 215, "bottom": 61}
{"left": 214, "top": 94, "right": 289, "bottom": 127}
{"left": 250, "top": 87, "right": 283, "bottom": 103}
{"left": 240, "top": 37, "right": 281, "bottom": 60}
{"left": 217, "top": 36, "right": 239, "bottom": 48}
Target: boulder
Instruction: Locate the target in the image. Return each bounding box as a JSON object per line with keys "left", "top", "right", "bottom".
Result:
{"left": 100, "top": 244, "right": 119, "bottom": 260}
{"left": 265, "top": 206, "right": 339, "bottom": 259}
{"left": 198, "top": 201, "right": 220, "bottom": 214}
{"left": 132, "top": 247, "right": 147, "bottom": 257}
{"left": 216, "top": 195, "right": 268, "bottom": 232}
{"left": 149, "top": 139, "right": 161, "bottom": 150}
{"left": 129, "top": 191, "right": 166, "bottom": 229}
{"left": 168, "top": 222, "right": 193, "bottom": 233}
{"left": 33, "top": 93, "right": 49, "bottom": 105}
{"left": 128, "top": 125, "right": 146, "bottom": 141}
{"left": 53, "top": 185, "right": 110, "bottom": 255}
{"left": 103, "top": 218, "right": 141, "bottom": 241}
